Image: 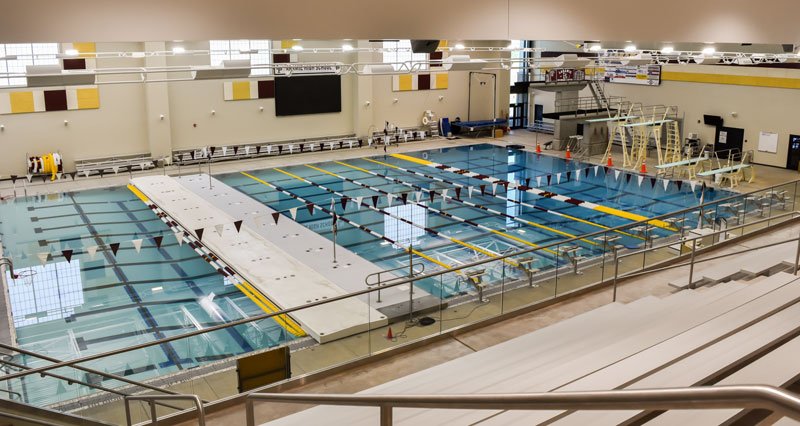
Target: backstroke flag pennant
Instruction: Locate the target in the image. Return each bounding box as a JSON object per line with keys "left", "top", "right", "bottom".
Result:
{"left": 289, "top": 207, "right": 298, "bottom": 220}
{"left": 637, "top": 175, "right": 644, "bottom": 187}
{"left": 614, "top": 170, "right": 620, "bottom": 180}
{"left": 536, "top": 176, "right": 542, "bottom": 187}
{"left": 355, "top": 196, "right": 363, "bottom": 210}
{"left": 491, "top": 182, "right": 498, "bottom": 195}
{"left": 401, "top": 193, "right": 408, "bottom": 205}
{"left": 556, "top": 173, "right": 562, "bottom": 185}
{"left": 662, "top": 179, "right": 670, "bottom": 191}
{"left": 174, "top": 231, "right": 184, "bottom": 246}
{"left": 372, "top": 195, "right": 380, "bottom": 208}
{"left": 62, "top": 250, "right": 73, "bottom": 263}
{"left": 234, "top": 220, "right": 243, "bottom": 232}
{"left": 429, "top": 191, "right": 436, "bottom": 203}
{"left": 214, "top": 224, "right": 225, "bottom": 237}
{"left": 340, "top": 196, "right": 349, "bottom": 210}
{"left": 468, "top": 186, "right": 474, "bottom": 198}
{"left": 480, "top": 184, "right": 487, "bottom": 195}
{"left": 37, "top": 252, "right": 49, "bottom": 266}
{"left": 593, "top": 166, "right": 599, "bottom": 176}
{"left": 86, "top": 245, "right": 98, "bottom": 259}
{"left": 306, "top": 202, "right": 314, "bottom": 215}
{"left": 195, "top": 228, "right": 204, "bottom": 242}
{"left": 110, "top": 243, "right": 120, "bottom": 256}
{"left": 272, "top": 212, "right": 280, "bottom": 224}
{"left": 132, "top": 239, "right": 143, "bottom": 253}
{"left": 455, "top": 187, "right": 462, "bottom": 199}
{"left": 386, "top": 193, "right": 395, "bottom": 206}
{"left": 153, "top": 236, "right": 164, "bottom": 248}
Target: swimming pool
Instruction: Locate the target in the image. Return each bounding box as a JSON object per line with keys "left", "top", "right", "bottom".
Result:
{"left": 219, "top": 143, "right": 734, "bottom": 299}
{"left": 0, "top": 143, "right": 739, "bottom": 407}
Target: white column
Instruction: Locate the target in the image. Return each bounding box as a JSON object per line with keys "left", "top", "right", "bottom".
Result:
{"left": 143, "top": 41, "right": 172, "bottom": 160}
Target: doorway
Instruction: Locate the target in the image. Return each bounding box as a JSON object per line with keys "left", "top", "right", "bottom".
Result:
{"left": 787, "top": 134, "right": 800, "bottom": 170}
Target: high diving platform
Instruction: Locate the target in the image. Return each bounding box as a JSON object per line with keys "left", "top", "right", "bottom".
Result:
{"left": 130, "top": 175, "right": 390, "bottom": 344}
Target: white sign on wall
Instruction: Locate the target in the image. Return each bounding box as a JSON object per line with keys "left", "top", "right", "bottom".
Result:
{"left": 603, "top": 64, "right": 661, "bottom": 86}
{"left": 758, "top": 131, "right": 779, "bottom": 154}
{"left": 718, "top": 131, "right": 728, "bottom": 144}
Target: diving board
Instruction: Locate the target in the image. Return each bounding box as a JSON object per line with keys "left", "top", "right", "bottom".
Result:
{"left": 130, "top": 175, "right": 388, "bottom": 344}
{"left": 584, "top": 116, "right": 639, "bottom": 123}
{"left": 655, "top": 157, "right": 707, "bottom": 169}
{"left": 623, "top": 119, "right": 674, "bottom": 128}
{"left": 698, "top": 164, "right": 755, "bottom": 187}
{"left": 697, "top": 164, "right": 752, "bottom": 176}
{"left": 390, "top": 153, "right": 676, "bottom": 231}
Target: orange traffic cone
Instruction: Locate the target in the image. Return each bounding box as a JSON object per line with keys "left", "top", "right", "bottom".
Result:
{"left": 640, "top": 158, "right": 648, "bottom": 174}
{"left": 536, "top": 142, "right": 542, "bottom": 154}
{"left": 606, "top": 156, "right": 614, "bottom": 167}
{"left": 565, "top": 147, "right": 572, "bottom": 160}
{"left": 386, "top": 327, "right": 393, "bottom": 340}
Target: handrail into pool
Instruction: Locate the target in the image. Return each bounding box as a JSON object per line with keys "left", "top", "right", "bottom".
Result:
{"left": 0, "top": 177, "right": 797, "bottom": 395}
{"left": 244, "top": 385, "right": 800, "bottom": 426}
{"left": 611, "top": 210, "right": 800, "bottom": 301}
{"left": 124, "top": 394, "right": 205, "bottom": 426}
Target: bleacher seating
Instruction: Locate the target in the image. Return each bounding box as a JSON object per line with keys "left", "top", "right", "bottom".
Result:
{"left": 74, "top": 153, "right": 156, "bottom": 178}
{"left": 263, "top": 257, "right": 800, "bottom": 425}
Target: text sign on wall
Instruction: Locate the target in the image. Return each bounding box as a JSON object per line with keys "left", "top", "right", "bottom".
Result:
{"left": 603, "top": 64, "right": 661, "bottom": 86}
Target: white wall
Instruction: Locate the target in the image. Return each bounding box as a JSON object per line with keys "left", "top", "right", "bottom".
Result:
{"left": 603, "top": 64, "right": 800, "bottom": 169}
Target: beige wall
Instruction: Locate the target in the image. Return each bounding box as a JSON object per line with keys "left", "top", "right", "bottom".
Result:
{"left": 603, "top": 64, "right": 800, "bottom": 169}
{"left": 2, "top": 0, "right": 798, "bottom": 44}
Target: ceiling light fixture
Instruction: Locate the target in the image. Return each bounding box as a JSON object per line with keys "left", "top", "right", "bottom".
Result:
{"left": 172, "top": 46, "right": 186, "bottom": 54}
{"left": 624, "top": 45, "right": 637, "bottom": 52}
{"left": 589, "top": 45, "right": 602, "bottom": 52}
{"left": 701, "top": 47, "right": 716, "bottom": 55}
{"left": 65, "top": 49, "right": 79, "bottom": 56}
{"left": 342, "top": 44, "right": 354, "bottom": 51}
{"left": 292, "top": 45, "right": 304, "bottom": 51}
{"left": 661, "top": 46, "right": 674, "bottom": 54}
{"left": 455, "top": 43, "right": 465, "bottom": 50}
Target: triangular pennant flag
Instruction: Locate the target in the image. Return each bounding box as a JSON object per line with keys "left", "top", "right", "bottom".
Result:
{"left": 62, "top": 249, "right": 73, "bottom": 263}
{"left": 625, "top": 174, "right": 632, "bottom": 184}
{"left": 372, "top": 195, "right": 379, "bottom": 208}
{"left": 689, "top": 181, "right": 697, "bottom": 192}
{"left": 112, "top": 166, "right": 120, "bottom": 174}
{"left": 593, "top": 166, "right": 599, "bottom": 176}
{"left": 10, "top": 175, "right": 17, "bottom": 184}
{"left": 455, "top": 187, "right": 462, "bottom": 199}
{"left": 546, "top": 175, "right": 552, "bottom": 186}
{"left": 234, "top": 220, "right": 243, "bottom": 232}
{"left": 386, "top": 193, "right": 395, "bottom": 206}
{"left": 86, "top": 245, "right": 98, "bottom": 260}
{"left": 110, "top": 242, "right": 120, "bottom": 256}
{"left": 468, "top": 186, "right": 474, "bottom": 198}
{"left": 153, "top": 236, "right": 164, "bottom": 248}
{"left": 98, "top": 169, "right": 104, "bottom": 178}
{"left": 190, "top": 150, "right": 196, "bottom": 159}
{"left": 37, "top": 252, "right": 49, "bottom": 266}
{"left": 429, "top": 191, "right": 436, "bottom": 203}
{"left": 502, "top": 181, "right": 510, "bottom": 192}
{"left": 556, "top": 173, "right": 562, "bottom": 185}
{"left": 69, "top": 171, "right": 77, "bottom": 180}
{"left": 195, "top": 228, "right": 204, "bottom": 242}
{"left": 536, "top": 176, "right": 542, "bottom": 187}
{"left": 442, "top": 189, "right": 449, "bottom": 200}
{"left": 340, "top": 196, "right": 349, "bottom": 210}
{"left": 244, "top": 146, "right": 251, "bottom": 155}
{"left": 662, "top": 179, "right": 670, "bottom": 191}
{"left": 401, "top": 193, "right": 408, "bottom": 204}
{"left": 278, "top": 145, "right": 283, "bottom": 154}
{"left": 271, "top": 212, "right": 280, "bottom": 224}
{"left": 256, "top": 145, "right": 262, "bottom": 154}
{"left": 222, "top": 146, "right": 228, "bottom": 156}
{"left": 637, "top": 175, "right": 644, "bottom": 187}
{"left": 480, "top": 184, "right": 487, "bottom": 195}
{"left": 584, "top": 167, "right": 590, "bottom": 177}
{"left": 575, "top": 171, "right": 581, "bottom": 182}
{"left": 306, "top": 202, "right": 314, "bottom": 215}
{"left": 566, "top": 171, "right": 571, "bottom": 182}
{"left": 26, "top": 174, "right": 33, "bottom": 183}
{"left": 132, "top": 239, "right": 143, "bottom": 253}
{"left": 233, "top": 146, "right": 239, "bottom": 155}
{"left": 174, "top": 231, "right": 184, "bottom": 246}
{"left": 415, "top": 191, "right": 423, "bottom": 203}
{"left": 650, "top": 177, "right": 657, "bottom": 188}
{"left": 41, "top": 175, "right": 48, "bottom": 183}
{"left": 331, "top": 211, "right": 338, "bottom": 225}
{"left": 355, "top": 196, "right": 363, "bottom": 210}
{"left": 214, "top": 224, "right": 225, "bottom": 237}
{"left": 491, "top": 182, "right": 498, "bottom": 194}
{"left": 525, "top": 178, "right": 531, "bottom": 187}
{"left": 210, "top": 146, "right": 216, "bottom": 156}
{"left": 57, "top": 172, "right": 63, "bottom": 180}
{"left": 289, "top": 207, "right": 298, "bottom": 220}
{"left": 676, "top": 181, "right": 683, "bottom": 191}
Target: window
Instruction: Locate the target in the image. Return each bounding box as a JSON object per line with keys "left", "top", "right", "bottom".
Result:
{"left": 382, "top": 40, "right": 428, "bottom": 71}
{"left": 0, "top": 43, "right": 59, "bottom": 87}
{"left": 210, "top": 40, "right": 272, "bottom": 76}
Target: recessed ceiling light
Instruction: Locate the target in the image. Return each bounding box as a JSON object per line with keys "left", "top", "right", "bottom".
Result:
{"left": 342, "top": 44, "right": 354, "bottom": 51}
{"left": 292, "top": 45, "right": 304, "bottom": 51}
{"left": 661, "top": 46, "right": 674, "bottom": 54}
{"left": 455, "top": 43, "right": 465, "bottom": 50}
{"left": 624, "top": 45, "right": 637, "bottom": 52}
{"left": 65, "top": 49, "right": 79, "bottom": 56}
{"left": 589, "top": 45, "right": 602, "bottom": 52}
{"left": 172, "top": 46, "right": 186, "bottom": 54}
{"left": 701, "top": 47, "right": 716, "bottom": 55}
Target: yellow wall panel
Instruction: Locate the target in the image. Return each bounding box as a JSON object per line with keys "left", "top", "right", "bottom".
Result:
{"left": 280, "top": 40, "right": 296, "bottom": 49}
{"left": 10, "top": 92, "right": 35, "bottom": 113}
{"left": 398, "top": 74, "right": 413, "bottom": 91}
{"left": 76, "top": 88, "right": 100, "bottom": 109}
{"left": 662, "top": 71, "right": 800, "bottom": 89}
{"left": 232, "top": 81, "right": 252, "bottom": 100}
{"left": 435, "top": 73, "right": 449, "bottom": 89}
{"left": 73, "top": 42, "right": 97, "bottom": 58}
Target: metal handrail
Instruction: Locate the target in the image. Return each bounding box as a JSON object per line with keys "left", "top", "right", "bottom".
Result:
{"left": 244, "top": 385, "right": 800, "bottom": 426}
{"left": 611, "top": 210, "right": 800, "bottom": 300}
{"left": 0, "top": 177, "right": 797, "bottom": 385}
{"left": 124, "top": 394, "right": 205, "bottom": 426}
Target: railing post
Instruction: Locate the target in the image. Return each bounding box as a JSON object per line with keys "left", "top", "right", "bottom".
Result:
{"left": 149, "top": 400, "right": 157, "bottom": 425}
{"left": 612, "top": 249, "right": 619, "bottom": 302}
{"left": 246, "top": 398, "right": 255, "bottom": 426}
{"left": 794, "top": 231, "right": 800, "bottom": 276}
{"left": 380, "top": 405, "right": 393, "bottom": 426}
{"left": 688, "top": 238, "right": 697, "bottom": 289}
{"left": 124, "top": 399, "right": 132, "bottom": 426}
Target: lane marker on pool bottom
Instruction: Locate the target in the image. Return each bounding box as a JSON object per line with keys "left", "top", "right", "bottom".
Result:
{"left": 305, "top": 163, "right": 561, "bottom": 257}
{"left": 238, "top": 172, "right": 453, "bottom": 271}
{"left": 334, "top": 160, "right": 598, "bottom": 247}
{"left": 127, "top": 183, "right": 306, "bottom": 338}
{"left": 361, "top": 157, "right": 644, "bottom": 241}
{"left": 389, "top": 153, "right": 676, "bottom": 231}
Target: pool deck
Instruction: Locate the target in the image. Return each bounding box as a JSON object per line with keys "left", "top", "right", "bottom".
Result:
{"left": 130, "top": 174, "right": 388, "bottom": 343}
{"left": 176, "top": 174, "right": 442, "bottom": 320}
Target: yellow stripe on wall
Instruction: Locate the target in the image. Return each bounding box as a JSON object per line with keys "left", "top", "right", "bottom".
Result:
{"left": 435, "top": 73, "right": 449, "bottom": 89}
{"left": 398, "top": 74, "right": 413, "bottom": 91}
{"left": 9, "top": 92, "right": 35, "bottom": 113}
{"left": 662, "top": 71, "right": 800, "bottom": 89}
{"left": 73, "top": 42, "right": 97, "bottom": 58}
{"left": 76, "top": 88, "right": 100, "bottom": 109}
{"left": 232, "top": 81, "right": 251, "bottom": 100}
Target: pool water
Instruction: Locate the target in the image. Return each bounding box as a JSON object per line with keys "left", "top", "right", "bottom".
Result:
{"left": 219, "top": 144, "right": 735, "bottom": 298}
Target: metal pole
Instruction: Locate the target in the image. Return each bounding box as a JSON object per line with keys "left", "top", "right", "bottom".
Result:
{"left": 612, "top": 249, "right": 619, "bottom": 302}
{"left": 124, "top": 400, "right": 132, "bottom": 426}
{"left": 332, "top": 217, "right": 338, "bottom": 264}
{"left": 408, "top": 245, "right": 414, "bottom": 324}
{"left": 149, "top": 400, "right": 157, "bottom": 425}
{"left": 794, "top": 231, "right": 800, "bottom": 275}
{"left": 688, "top": 238, "right": 697, "bottom": 289}
{"left": 208, "top": 158, "right": 213, "bottom": 189}
{"left": 380, "top": 405, "right": 393, "bottom": 426}
{"left": 246, "top": 399, "right": 255, "bottom": 426}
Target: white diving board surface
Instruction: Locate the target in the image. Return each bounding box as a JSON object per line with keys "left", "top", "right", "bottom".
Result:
{"left": 698, "top": 164, "right": 751, "bottom": 176}
{"left": 583, "top": 116, "right": 639, "bottom": 123}
{"left": 130, "top": 175, "right": 388, "bottom": 343}
{"left": 655, "top": 157, "right": 706, "bottom": 169}
{"left": 623, "top": 119, "right": 673, "bottom": 128}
